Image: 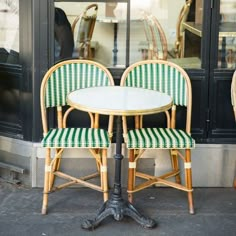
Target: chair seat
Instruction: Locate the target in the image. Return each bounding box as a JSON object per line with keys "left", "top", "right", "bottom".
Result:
{"left": 42, "top": 128, "right": 111, "bottom": 148}
{"left": 126, "top": 128, "right": 195, "bottom": 149}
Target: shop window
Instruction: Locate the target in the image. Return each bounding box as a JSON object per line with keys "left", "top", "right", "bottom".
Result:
{"left": 53, "top": 1, "right": 205, "bottom": 70}
{"left": 129, "top": 0, "right": 202, "bottom": 69}
{"left": 0, "top": 0, "right": 19, "bottom": 64}
{"left": 218, "top": 0, "right": 236, "bottom": 69}
{"left": 0, "top": 0, "right": 22, "bottom": 137}
{"left": 54, "top": 1, "right": 128, "bottom": 68}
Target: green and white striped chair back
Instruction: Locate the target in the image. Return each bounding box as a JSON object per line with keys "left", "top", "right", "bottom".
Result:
{"left": 121, "top": 61, "right": 188, "bottom": 107}
{"left": 143, "top": 13, "right": 167, "bottom": 60}
{"left": 44, "top": 59, "right": 114, "bottom": 108}
{"left": 149, "top": 15, "right": 167, "bottom": 60}
{"left": 143, "top": 16, "right": 153, "bottom": 49}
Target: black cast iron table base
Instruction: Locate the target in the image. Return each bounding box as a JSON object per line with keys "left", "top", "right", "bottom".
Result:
{"left": 81, "top": 116, "right": 156, "bottom": 230}
{"left": 81, "top": 190, "right": 157, "bottom": 230}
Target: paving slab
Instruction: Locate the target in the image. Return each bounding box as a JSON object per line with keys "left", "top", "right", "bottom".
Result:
{"left": 0, "top": 181, "right": 235, "bottom": 236}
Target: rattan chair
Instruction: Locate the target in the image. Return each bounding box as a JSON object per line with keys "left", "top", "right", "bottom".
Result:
{"left": 142, "top": 12, "right": 168, "bottom": 60}
{"left": 40, "top": 59, "right": 114, "bottom": 214}
{"left": 71, "top": 4, "right": 98, "bottom": 59}
{"left": 230, "top": 70, "right": 236, "bottom": 188}
{"left": 174, "top": 0, "right": 192, "bottom": 58}
{"left": 120, "top": 59, "right": 195, "bottom": 214}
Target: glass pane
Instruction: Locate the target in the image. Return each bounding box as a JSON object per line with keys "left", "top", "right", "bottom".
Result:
{"left": 219, "top": 0, "right": 236, "bottom": 69}
{"left": 0, "top": 0, "right": 19, "bottom": 64}
{"left": 54, "top": 1, "right": 128, "bottom": 68}
{"left": 130, "top": 0, "right": 202, "bottom": 69}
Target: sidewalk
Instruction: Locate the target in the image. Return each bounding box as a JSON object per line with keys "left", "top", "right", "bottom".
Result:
{"left": 0, "top": 180, "right": 235, "bottom": 236}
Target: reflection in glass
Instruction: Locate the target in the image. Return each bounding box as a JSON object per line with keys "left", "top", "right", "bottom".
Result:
{"left": 54, "top": 1, "right": 205, "bottom": 69}
{"left": 71, "top": 4, "right": 98, "bottom": 59}
{"left": 54, "top": 1, "right": 127, "bottom": 68}
{"left": 55, "top": 7, "right": 74, "bottom": 62}
{"left": 0, "top": 0, "right": 19, "bottom": 64}
{"left": 219, "top": 0, "right": 236, "bottom": 69}
{"left": 129, "top": 0, "right": 202, "bottom": 69}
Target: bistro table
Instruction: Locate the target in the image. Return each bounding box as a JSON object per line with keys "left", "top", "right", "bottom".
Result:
{"left": 67, "top": 86, "right": 173, "bottom": 229}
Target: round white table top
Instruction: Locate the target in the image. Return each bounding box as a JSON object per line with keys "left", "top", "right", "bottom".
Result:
{"left": 67, "top": 86, "right": 172, "bottom": 116}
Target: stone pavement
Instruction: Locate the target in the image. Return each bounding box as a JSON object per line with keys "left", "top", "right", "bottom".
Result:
{"left": 0, "top": 181, "right": 236, "bottom": 236}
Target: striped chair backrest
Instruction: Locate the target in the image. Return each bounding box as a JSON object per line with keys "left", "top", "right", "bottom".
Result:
{"left": 43, "top": 59, "right": 114, "bottom": 108}
{"left": 120, "top": 60, "right": 190, "bottom": 107}
{"left": 143, "top": 13, "right": 168, "bottom": 60}
{"left": 149, "top": 15, "right": 168, "bottom": 60}
{"left": 143, "top": 16, "right": 153, "bottom": 48}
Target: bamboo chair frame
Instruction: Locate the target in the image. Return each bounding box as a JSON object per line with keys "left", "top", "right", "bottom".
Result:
{"left": 71, "top": 4, "right": 98, "bottom": 59}
{"left": 175, "top": 0, "right": 192, "bottom": 58}
{"left": 40, "top": 59, "right": 115, "bottom": 214}
{"left": 120, "top": 59, "right": 195, "bottom": 214}
{"left": 142, "top": 12, "right": 168, "bottom": 60}
{"left": 230, "top": 70, "right": 236, "bottom": 188}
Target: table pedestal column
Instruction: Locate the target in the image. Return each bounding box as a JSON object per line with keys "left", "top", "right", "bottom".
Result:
{"left": 81, "top": 116, "right": 156, "bottom": 230}
{"left": 113, "top": 23, "right": 118, "bottom": 66}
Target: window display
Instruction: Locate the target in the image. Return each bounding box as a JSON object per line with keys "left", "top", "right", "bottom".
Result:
{"left": 0, "top": 0, "right": 19, "bottom": 64}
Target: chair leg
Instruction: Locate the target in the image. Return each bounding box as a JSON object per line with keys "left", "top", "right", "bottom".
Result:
{"left": 170, "top": 149, "right": 181, "bottom": 184}
{"left": 49, "top": 149, "right": 62, "bottom": 190}
{"left": 101, "top": 149, "right": 108, "bottom": 202}
{"left": 92, "top": 149, "right": 100, "bottom": 174}
{"left": 42, "top": 148, "right": 51, "bottom": 215}
{"left": 128, "top": 149, "right": 136, "bottom": 203}
{"left": 185, "top": 149, "right": 194, "bottom": 214}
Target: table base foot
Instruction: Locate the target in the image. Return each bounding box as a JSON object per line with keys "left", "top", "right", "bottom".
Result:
{"left": 81, "top": 195, "right": 157, "bottom": 230}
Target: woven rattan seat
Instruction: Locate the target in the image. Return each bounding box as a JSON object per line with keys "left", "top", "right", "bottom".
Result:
{"left": 42, "top": 128, "right": 110, "bottom": 148}
{"left": 126, "top": 128, "right": 195, "bottom": 149}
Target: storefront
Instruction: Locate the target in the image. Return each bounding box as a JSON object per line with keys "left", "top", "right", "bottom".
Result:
{"left": 0, "top": 0, "right": 235, "bottom": 186}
